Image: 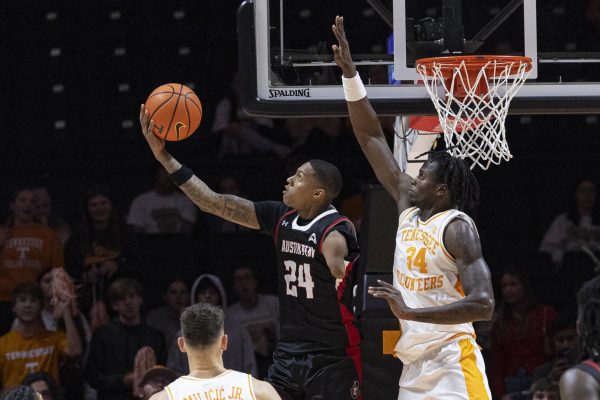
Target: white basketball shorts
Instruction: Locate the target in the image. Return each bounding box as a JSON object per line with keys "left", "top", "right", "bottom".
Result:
{"left": 398, "top": 337, "right": 491, "bottom": 400}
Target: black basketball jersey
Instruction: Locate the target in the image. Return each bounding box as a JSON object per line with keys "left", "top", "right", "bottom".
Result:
{"left": 254, "top": 201, "right": 360, "bottom": 354}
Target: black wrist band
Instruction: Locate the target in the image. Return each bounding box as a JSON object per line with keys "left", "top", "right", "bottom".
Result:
{"left": 169, "top": 165, "right": 193, "bottom": 186}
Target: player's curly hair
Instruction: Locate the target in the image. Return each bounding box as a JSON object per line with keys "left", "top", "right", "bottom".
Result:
{"left": 577, "top": 275, "right": 600, "bottom": 361}
{"left": 425, "top": 152, "right": 480, "bottom": 215}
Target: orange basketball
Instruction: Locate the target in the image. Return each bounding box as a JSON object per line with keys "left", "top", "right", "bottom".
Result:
{"left": 145, "top": 83, "right": 202, "bottom": 141}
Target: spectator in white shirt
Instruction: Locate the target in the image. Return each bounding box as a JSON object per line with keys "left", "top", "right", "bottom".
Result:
{"left": 540, "top": 178, "right": 600, "bottom": 264}
{"left": 127, "top": 167, "right": 197, "bottom": 234}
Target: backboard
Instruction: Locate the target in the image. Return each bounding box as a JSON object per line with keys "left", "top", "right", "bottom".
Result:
{"left": 237, "top": 0, "right": 600, "bottom": 117}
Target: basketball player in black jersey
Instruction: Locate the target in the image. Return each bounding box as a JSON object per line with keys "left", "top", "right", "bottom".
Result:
{"left": 560, "top": 275, "right": 600, "bottom": 400}
{"left": 139, "top": 106, "right": 362, "bottom": 400}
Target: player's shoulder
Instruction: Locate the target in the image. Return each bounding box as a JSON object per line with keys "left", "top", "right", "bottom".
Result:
{"left": 331, "top": 211, "right": 356, "bottom": 228}
{"left": 560, "top": 366, "right": 600, "bottom": 399}
{"left": 325, "top": 210, "right": 357, "bottom": 233}
{"left": 321, "top": 228, "right": 349, "bottom": 248}
{"left": 251, "top": 377, "right": 282, "bottom": 400}
{"left": 444, "top": 212, "right": 477, "bottom": 234}
{"left": 443, "top": 217, "right": 479, "bottom": 247}
{"left": 149, "top": 389, "right": 170, "bottom": 400}
{"left": 442, "top": 213, "right": 482, "bottom": 258}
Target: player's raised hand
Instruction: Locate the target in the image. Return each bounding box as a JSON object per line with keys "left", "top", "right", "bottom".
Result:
{"left": 331, "top": 16, "right": 357, "bottom": 78}
{"left": 139, "top": 104, "right": 166, "bottom": 159}
{"left": 368, "top": 280, "right": 413, "bottom": 320}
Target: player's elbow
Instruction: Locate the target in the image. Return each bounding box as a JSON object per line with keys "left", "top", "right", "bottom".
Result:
{"left": 331, "top": 265, "right": 346, "bottom": 280}
{"left": 468, "top": 291, "right": 494, "bottom": 321}
{"left": 478, "top": 296, "right": 495, "bottom": 321}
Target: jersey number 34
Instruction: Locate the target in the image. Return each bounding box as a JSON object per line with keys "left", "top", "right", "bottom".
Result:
{"left": 407, "top": 246, "right": 428, "bottom": 273}
{"left": 284, "top": 260, "right": 315, "bottom": 299}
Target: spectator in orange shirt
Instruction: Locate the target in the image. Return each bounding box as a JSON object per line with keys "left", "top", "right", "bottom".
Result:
{"left": 0, "top": 283, "right": 82, "bottom": 393}
{"left": 0, "top": 188, "right": 64, "bottom": 335}
{"left": 31, "top": 186, "right": 71, "bottom": 246}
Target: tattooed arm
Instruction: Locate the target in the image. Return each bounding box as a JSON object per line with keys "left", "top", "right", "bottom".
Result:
{"left": 139, "top": 104, "right": 260, "bottom": 229}
{"left": 178, "top": 177, "right": 259, "bottom": 229}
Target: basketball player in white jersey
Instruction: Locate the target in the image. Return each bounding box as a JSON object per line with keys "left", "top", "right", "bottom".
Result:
{"left": 149, "top": 303, "right": 280, "bottom": 400}
{"left": 332, "top": 16, "right": 495, "bottom": 399}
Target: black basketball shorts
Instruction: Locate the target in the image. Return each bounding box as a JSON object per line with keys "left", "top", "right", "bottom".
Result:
{"left": 266, "top": 347, "right": 361, "bottom": 400}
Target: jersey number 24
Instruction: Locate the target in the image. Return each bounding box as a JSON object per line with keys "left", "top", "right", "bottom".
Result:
{"left": 284, "top": 260, "right": 315, "bottom": 299}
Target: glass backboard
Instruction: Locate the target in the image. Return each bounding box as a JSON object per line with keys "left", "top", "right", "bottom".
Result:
{"left": 237, "top": 0, "right": 600, "bottom": 117}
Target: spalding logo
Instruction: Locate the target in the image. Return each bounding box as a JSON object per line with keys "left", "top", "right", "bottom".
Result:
{"left": 269, "top": 88, "right": 311, "bottom": 98}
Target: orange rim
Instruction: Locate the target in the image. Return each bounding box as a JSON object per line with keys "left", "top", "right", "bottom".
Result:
{"left": 416, "top": 55, "right": 533, "bottom": 77}
{"left": 416, "top": 55, "right": 533, "bottom": 98}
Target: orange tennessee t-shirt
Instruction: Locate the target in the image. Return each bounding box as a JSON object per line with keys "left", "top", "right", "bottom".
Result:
{"left": 0, "top": 225, "right": 64, "bottom": 301}
{"left": 0, "top": 329, "right": 67, "bottom": 389}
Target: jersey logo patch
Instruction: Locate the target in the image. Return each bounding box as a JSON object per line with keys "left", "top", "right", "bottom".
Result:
{"left": 308, "top": 233, "right": 317, "bottom": 244}
{"left": 350, "top": 380, "right": 360, "bottom": 399}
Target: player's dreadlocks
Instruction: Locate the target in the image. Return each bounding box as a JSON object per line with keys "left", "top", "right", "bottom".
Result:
{"left": 577, "top": 275, "right": 600, "bottom": 362}
{"left": 425, "top": 151, "right": 480, "bottom": 215}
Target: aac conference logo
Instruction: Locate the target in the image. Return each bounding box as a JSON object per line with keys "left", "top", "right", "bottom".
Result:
{"left": 268, "top": 88, "right": 311, "bottom": 98}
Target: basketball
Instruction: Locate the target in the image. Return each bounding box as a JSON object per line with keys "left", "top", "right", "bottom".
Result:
{"left": 145, "top": 83, "right": 202, "bottom": 141}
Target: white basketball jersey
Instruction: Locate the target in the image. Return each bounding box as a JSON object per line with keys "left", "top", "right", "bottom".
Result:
{"left": 393, "top": 207, "right": 476, "bottom": 364}
{"left": 165, "top": 370, "right": 255, "bottom": 400}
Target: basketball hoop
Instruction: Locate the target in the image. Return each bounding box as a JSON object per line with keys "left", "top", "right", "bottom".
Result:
{"left": 416, "top": 55, "right": 533, "bottom": 170}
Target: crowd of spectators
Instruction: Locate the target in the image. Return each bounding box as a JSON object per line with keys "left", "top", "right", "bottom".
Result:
{"left": 1, "top": 143, "right": 598, "bottom": 400}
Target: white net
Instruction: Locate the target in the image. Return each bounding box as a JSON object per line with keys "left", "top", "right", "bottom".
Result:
{"left": 416, "top": 57, "right": 532, "bottom": 170}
